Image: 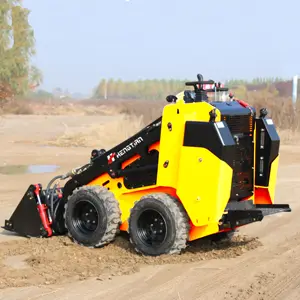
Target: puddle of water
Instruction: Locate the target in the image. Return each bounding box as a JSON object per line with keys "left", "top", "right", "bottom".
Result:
{"left": 0, "top": 164, "right": 60, "bottom": 175}
{"left": 27, "top": 164, "right": 60, "bottom": 174}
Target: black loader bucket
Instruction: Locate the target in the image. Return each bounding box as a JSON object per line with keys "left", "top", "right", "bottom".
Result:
{"left": 2, "top": 184, "right": 52, "bottom": 238}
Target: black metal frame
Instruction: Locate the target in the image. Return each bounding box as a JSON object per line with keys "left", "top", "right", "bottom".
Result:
{"left": 219, "top": 200, "right": 291, "bottom": 230}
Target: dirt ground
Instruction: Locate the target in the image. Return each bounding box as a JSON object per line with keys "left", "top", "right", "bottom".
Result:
{"left": 0, "top": 114, "right": 299, "bottom": 300}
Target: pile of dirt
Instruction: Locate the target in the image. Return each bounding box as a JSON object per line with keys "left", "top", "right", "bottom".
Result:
{"left": 0, "top": 233, "right": 262, "bottom": 289}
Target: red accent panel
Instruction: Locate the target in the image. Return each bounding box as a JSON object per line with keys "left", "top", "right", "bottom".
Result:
{"left": 236, "top": 99, "right": 250, "bottom": 108}
{"left": 254, "top": 187, "right": 272, "bottom": 204}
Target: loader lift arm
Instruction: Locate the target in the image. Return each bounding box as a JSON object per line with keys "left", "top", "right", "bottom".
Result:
{"left": 62, "top": 116, "right": 163, "bottom": 199}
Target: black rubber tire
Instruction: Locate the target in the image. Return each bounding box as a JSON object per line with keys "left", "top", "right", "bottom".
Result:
{"left": 128, "top": 193, "right": 190, "bottom": 256}
{"left": 52, "top": 198, "right": 68, "bottom": 235}
{"left": 64, "top": 185, "right": 121, "bottom": 248}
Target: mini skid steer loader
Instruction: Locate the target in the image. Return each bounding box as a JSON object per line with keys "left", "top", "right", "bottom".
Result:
{"left": 3, "top": 74, "right": 291, "bottom": 256}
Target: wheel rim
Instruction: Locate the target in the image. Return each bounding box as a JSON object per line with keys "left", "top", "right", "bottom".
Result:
{"left": 136, "top": 209, "right": 167, "bottom": 247}
{"left": 72, "top": 200, "right": 99, "bottom": 234}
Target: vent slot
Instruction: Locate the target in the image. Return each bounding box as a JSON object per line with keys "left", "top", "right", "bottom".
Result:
{"left": 222, "top": 115, "right": 253, "bottom": 134}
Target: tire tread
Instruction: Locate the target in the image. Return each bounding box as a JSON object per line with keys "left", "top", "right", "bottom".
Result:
{"left": 64, "top": 185, "right": 121, "bottom": 248}
{"left": 129, "top": 192, "right": 190, "bottom": 255}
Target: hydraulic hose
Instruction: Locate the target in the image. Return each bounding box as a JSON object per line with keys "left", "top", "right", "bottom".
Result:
{"left": 45, "top": 163, "right": 92, "bottom": 221}
{"left": 46, "top": 175, "right": 64, "bottom": 195}
{"left": 49, "top": 183, "right": 57, "bottom": 219}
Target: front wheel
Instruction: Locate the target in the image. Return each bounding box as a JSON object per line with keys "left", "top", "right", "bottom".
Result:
{"left": 128, "top": 193, "right": 190, "bottom": 256}
{"left": 64, "top": 185, "right": 121, "bottom": 247}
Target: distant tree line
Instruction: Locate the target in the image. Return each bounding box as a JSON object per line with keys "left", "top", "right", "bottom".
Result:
{"left": 226, "top": 77, "right": 286, "bottom": 88}
{"left": 92, "top": 79, "right": 190, "bottom": 100}
{"left": 28, "top": 77, "right": 297, "bottom": 101}
{"left": 92, "top": 77, "right": 294, "bottom": 100}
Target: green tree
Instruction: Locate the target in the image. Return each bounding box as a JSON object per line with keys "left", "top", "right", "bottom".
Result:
{"left": 0, "top": 0, "right": 42, "bottom": 102}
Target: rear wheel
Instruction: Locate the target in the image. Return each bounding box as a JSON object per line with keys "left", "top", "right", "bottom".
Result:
{"left": 64, "top": 185, "right": 121, "bottom": 247}
{"left": 128, "top": 193, "right": 190, "bottom": 256}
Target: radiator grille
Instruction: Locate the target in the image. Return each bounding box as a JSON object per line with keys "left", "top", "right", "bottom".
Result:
{"left": 221, "top": 114, "right": 253, "bottom": 134}
{"left": 222, "top": 113, "right": 254, "bottom": 201}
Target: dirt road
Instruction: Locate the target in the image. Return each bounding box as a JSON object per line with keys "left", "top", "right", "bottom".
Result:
{"left": 0, "top": 114, "right": 299, "bottom": 300}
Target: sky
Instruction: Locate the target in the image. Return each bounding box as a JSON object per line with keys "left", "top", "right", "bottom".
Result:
{"left": 24, "top": 0, "right": 300, "bottom": 95}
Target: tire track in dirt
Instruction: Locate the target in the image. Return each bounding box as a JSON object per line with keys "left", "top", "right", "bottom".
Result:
{"left": 261, "top": 247, "right": 300, "bottom": 299}
{"left": 268, "top": 271, "right": 300, "bottom": 300}
{"left": 231, "top": 254, "right": 300, "bottom": 299}
{"left": 104, "top": 267, "right": 197, "bottom": 300}
{"left": 86, "top": 265, "right": 191, "bottom": 300}
{"left": 128, "top": 232, "right": 300, "bottom": 300}
{"left": 220, "top": 232, "right": 300, "bottom": 300}
{"left": 100, "top": 251, "right": 264, "bottom": 300}
{"left": 133, "top": 256, "right": 264, "bottom": 300}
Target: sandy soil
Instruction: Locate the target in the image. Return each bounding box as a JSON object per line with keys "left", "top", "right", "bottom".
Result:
{"left": 0, "top": 114, "right": 299, "bottom": 300}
